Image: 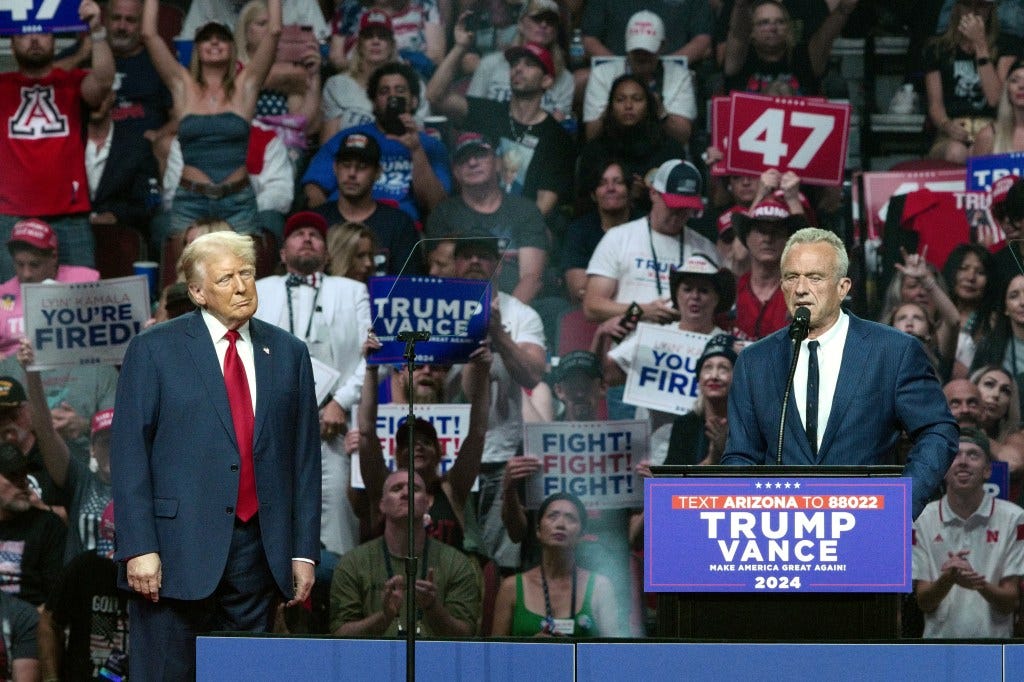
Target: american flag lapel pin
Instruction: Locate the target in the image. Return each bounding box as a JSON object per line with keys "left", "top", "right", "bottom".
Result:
{"left": 262, "top": 347, "right": 270, "bottom": 355}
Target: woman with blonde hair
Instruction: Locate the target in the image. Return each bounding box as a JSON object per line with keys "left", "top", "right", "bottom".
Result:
{"left": 327, "top": 222, "right": 378, "bottom": 282}
{"left": 236, "top": 0, "right": 322, "bottom": 159}
{"left": 141, "top": 0, "right": 280, "bottom": 236}
{"left": 972, "top": 58, "right": 1024, "bottom": 156}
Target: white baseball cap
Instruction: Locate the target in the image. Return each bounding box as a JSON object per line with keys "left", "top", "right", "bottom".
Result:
{"left": 625, "top": 10, "right": 664, "bottom": 54}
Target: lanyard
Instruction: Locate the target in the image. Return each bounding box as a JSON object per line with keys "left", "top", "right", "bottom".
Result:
{"left": 540, "top": 563, "right": 577, "bottom": 634}
{"left": 286, "top": 279, "right": 321, "bottom": 340}
{"left": 647, "top": 217, "right": 684, "bottom": 298}
{"left": 382, "top": 537, "right": 430, "bottom": 624}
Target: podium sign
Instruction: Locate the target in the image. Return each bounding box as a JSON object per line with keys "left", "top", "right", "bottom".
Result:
{"left": 645, "top": 476, "right": 912, "bottom": 593}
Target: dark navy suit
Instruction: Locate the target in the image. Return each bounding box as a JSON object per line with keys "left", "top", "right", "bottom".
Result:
{"left": 110, "top": 309, "right": 321, "bottom": 674}
{"left": 722, "top": 313, "right": 958, "bottom": 518}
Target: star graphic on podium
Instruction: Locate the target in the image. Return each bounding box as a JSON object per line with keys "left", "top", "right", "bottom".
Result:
{"left": 793, "top": 482, "right": 801, "bottom": 489}
{"left": 755, "top": 482, "right": 762, "bottom": 489}
{"left": 775, "top": 482, "right": 783, "bottom": 489}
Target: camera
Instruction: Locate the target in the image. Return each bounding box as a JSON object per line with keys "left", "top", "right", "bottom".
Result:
{"left": 381, "top": 96, "right": 408, "bottom": 136}
{"left": 97, "top": 649, "right": 128, "bottom": 681}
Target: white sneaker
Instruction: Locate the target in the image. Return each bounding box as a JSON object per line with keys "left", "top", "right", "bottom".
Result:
{"left": 888, "top": 84, "right": 918, "bottom": 115}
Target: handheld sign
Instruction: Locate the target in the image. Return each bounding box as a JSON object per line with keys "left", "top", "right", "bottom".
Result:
{"left": 622, "top": 325, "right": 710, "bottom": 416}
{"left": 523, "top": 420, "right": 648, "bottom": 511}
{"left": 0, "top": 0, "right": 87, "bottom": 35}
{"left": 350, "top": 403, "right": 472, "bottom": 489}
{"left": 24, "top": 276, "right": 150, "bottom": 369}
{"left": 966, "top": 151, "right": 1024, "bottom": 191}
{"left": 725, "top": 93, "right": 851, "bottom": 186}
{"left": 368, "top": 276, "right": 490, "bottom": 365}
{"left": 645, "top": 476, "right": 912, "bottom": 593}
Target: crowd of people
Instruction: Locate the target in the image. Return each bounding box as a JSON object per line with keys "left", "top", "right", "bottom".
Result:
{"left": 5, "top": 0, "right": 1024, "bottom": 677}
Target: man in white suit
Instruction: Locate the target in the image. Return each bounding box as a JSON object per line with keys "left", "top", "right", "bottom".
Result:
{"left": 255, "top": 211, "right": 370, "bottom": 565}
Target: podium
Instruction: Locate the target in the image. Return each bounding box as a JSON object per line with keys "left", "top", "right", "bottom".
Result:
{"left": 648, "top": 465, "right": 906, "bottom": 641}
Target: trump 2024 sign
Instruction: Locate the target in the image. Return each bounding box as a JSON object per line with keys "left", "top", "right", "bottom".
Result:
{"left": 645, "top": 477, "right": 912, "bottom": 593}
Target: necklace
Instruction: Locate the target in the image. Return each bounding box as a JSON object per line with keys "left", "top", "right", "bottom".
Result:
{"left": 509, "top": 115, "right": 535, "bottom": 144}
{"left": 539, "top": 562, "right": 577, "bottom": 635}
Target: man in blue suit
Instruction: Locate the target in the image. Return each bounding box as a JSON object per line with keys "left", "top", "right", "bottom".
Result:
{"left": 110, "top": 231, "right": 321, "bottom": 678}
{"left": 723, "top": 228, "right": 957, "bottom": 519}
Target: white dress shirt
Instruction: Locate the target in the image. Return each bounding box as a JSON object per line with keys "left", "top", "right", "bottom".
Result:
{"left": 793, "top": 311, "right": 849, "bottom": 453}
{"left": 200, "top": 309, "right": 256, "bottom": 414}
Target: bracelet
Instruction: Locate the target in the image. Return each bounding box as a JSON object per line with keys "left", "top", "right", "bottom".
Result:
{"left": 90, "top": 27, "right": 107, "bottom": 41}
{"left": 976, "top": 56, "right": 992, "bottom": 67}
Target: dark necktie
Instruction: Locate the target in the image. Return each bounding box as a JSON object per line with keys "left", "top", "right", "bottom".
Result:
{"left": 806, "top": 340, "right": 820, "bottom": 457}
{"left": 224, "top": 329, "right": 258, "bottom": 521}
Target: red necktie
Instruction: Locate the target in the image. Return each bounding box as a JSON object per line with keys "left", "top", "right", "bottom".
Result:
{"left": 224, "top": 329, "right": 258, "bottom": 521}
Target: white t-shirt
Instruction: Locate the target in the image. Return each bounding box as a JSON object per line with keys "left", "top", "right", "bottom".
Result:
{"left": 913, "top": 493, "right": 1024, "bottom": 638}
{"left": 583, "top": 57, "right": 697, "bottom": 123}
{"left": 321, "top": 72, "right": 431, "bottom": 133}
{"left": 467, "top": 51, "right": 574, "bottom": 116}
{"left": 586, "top": 216, "right": 718, "bottom": 305}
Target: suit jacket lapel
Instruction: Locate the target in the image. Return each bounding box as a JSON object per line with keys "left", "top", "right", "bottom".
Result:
{"left": 769, "top": 333, "right": 815, "bottom": 462}
{"left": 819, "top": 315, "right": 866, "bottom": 459}
{"left": 184, "top": 310, "right": 238, "bottom": 448}
{"left": 250, "top": 318, "right": 271, "bottom": 449}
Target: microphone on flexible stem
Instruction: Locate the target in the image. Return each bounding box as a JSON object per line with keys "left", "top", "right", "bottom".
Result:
{"left": 777, "top": 307, "right": 811, "bottom": 464}
{"left": 397, "top": 331, "right": 431, "bottom": 342}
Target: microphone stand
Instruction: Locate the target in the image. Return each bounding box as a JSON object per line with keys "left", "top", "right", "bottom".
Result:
{"left": 777, "top": 309, "right": 809, "bottom": 465}
{"left": 397, "top": 330, "right": 430, "bottom": 682}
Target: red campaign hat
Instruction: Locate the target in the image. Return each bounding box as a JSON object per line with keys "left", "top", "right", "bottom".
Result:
{"left": 91, "top": 408, "right": 114, "bottom": 436}
{"left": 359, "top": 10, "right": 393, "bottom": 34}
{"left": 990, "top": 174, "right": 1020, "bottom": 213}
{"left": 8, "top": 218, "right": 57, "bottom": 251}
{"left": 284, "top": 211, "right": 329, "bottom": 240}
{"left": 504, "top": 42, "right": 555, "bottom": 77}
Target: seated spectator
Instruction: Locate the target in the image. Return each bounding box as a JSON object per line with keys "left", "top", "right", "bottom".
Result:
{"left": 0, "top": 220, "right": 99, "bottom": 359}
{"left": 491, "top": 492, "right": 620, "bottom": 636}
{"left": 501, "top": 352, "right": 642, "bottom": 636}
{"left": 582, "top": 11, "right": 697, "bottom": 146}
{"left": 665, "top": 334, "right": 739, "bottom": 466}
{"left": 581, "top": 0, "right": 712, "bottom": 67}
{"left": 86, "top": 81, "right": 160, "bottom": 238}
{"left": 947, "top": 243, "right": 1000, "bottom": 376}
{"left": 0, "top": 377, "right": 68, "bottom": 518}
{"left": 0, "top": 443, "right": 65, "bottom": 606}
{"left": 924, "top": 0, "right": 1012, "bottom": 163}
{"left": 713, "top": 0, "right": 835, "bottom": 64}
{"left": 328, "top": 0, "right": 444, "bottom": 78}
{"left": 237, "top": 0, "right": 323, "bottom": 162}
{"left": 889, "top": 302, "right": 945, "bottom": 375}
{"left": 971, "top": 365, "right": 1023, "bottom": 447}
{"left": 461, "top": 0, "right": 574, "bottom": 118}
{"left": 312, "top": 131, "right": 425, "bottom": 276}
{"left": 425, "top": 133, "right": 549, "bottom": 303}
{"left": 427, "top": 39, "right": 574, "bottom": 217}
{"left": 578, "top": 74, "right": 687, "bottom": 212}
{"left": 1, "top": 594, "right": 39, "bottom": 678}
{"left": 562, "top": 160, "right": 637, "bottom": 304}
{"left": 39, "top": 500, "right": 127, "bottom": 682}
{"left": 583, "top": 160, "right": 716, "bottom": 325}
{"left": 913, "top": 427, "right": 1024, "bottom": 638}
{"left": 729, "top": 175, "right": 809, "bottom": 340}
{"left": 722, "top": 0, "right": 856, "bottom": 95}
{"left": 358, "top": 332, "right": 491, "bottom": 550}
{"left": 20, "top": 341, "right": 113, "bottom": 562}
{"left": 972, "top": 58, "right": 1024, "bottom": 156}
{"left": 303, "top": 63, "right": 451, "bottom": 223}
{"left": 161, "top": 121, "right": 294, "bottom": 246}
{"left": 327, "top": 222, "right": 379, "bottom": 281}
{"left": 321, "top": 11, "right": 431, "bottom": 141}
{"left": 330, "top": 469, "right": 480, "bottom": 636}
{"left": 425, "top": 237, "right": 456, "bottom": 276}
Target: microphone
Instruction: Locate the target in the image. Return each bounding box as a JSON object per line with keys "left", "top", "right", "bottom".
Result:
{"left": 789, "top": 306, "right": 810, "bottom": 342}
{"left": 397, "top": 331, "right": 431, "bottom": 342}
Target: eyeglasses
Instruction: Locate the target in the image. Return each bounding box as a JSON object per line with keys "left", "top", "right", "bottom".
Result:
{"left": 754, "top": 18, "right": 788, "bottom": 27}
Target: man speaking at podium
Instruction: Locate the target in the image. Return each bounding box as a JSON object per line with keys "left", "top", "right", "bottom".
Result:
{"left": 722, "top": 228, "right": 958, "bottom": 519}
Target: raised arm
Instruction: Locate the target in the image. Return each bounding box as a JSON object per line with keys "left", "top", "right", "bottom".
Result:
{"left": 722, "top": 0, "right": 753, "bottom": 77}
{"left": 79, "top": 0, "right": 115, "bottom": 108}
{"left": 445, "top": 345, "right": 492, "bottom": 507}
{"left": 357, "top": 334, "right": 389, "bottom": 517}
{"left": 807, "top": 0, "right": 857, "bottom": 78}
{"left": 424, "top": 16, "right": 471, "bottom": 123}
{"left": 18, "top": 340, "right": 70, "bottom": 488}
{"left": 141, "top": 0, "right": 188, "bottom": 100}
{"left": 237, "top": 0, "right": 282, "bottom": 115}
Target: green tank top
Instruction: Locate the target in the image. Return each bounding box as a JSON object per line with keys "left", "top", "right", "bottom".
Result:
{"left": 510, "top": 571, "right": 599, "bottom": 637}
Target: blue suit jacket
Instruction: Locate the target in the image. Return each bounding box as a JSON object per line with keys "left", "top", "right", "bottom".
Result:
{"left": 110, "top": 310, "right": 321, "bottom": 600}
{"left": 722, "top": 313, "right": 958, "bottom": 518}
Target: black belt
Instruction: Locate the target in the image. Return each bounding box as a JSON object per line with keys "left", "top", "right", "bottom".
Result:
{"left": 179, "top": 176, "right": 249, "bottom": 199}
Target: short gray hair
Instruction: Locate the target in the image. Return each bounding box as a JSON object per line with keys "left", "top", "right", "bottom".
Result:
{"left": 179, "top": 231, "right": 256, "bottom": 287}
{"left": 781, "top": 227, "right": 849, "bottom": 278}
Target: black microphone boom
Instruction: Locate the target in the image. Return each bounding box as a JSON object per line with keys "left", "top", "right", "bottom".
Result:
{"left": 777, "top": 306, "right": 810, "bottom": 464}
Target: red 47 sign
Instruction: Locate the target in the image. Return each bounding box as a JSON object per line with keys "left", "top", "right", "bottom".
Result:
{"left": 725, "top": 93, "right": 851, "bottom": 186}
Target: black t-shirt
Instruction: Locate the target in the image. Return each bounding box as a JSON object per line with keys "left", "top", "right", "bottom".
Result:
{"left": 112, "top": 50, "right": 173, "bottom": 134}
{"left": 0, "top": 507, "right": 66, "bottom": 606}
{"left": 45, "top": 551, "right": 128, "bottom": 681}
{"left": 921, "top": 42, "right": 1001, "bottom": 119}
{"left": 465, "top": 97, "right": 575, "bottom": 206}
{"left": 0, "top": 591, "right": 38, "bottom": 673}
{"left": 315, "top": 201, "right": 426, "bottom": 277}
{"left": 724, "top": 42, "right": 820, "bottom": 96}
